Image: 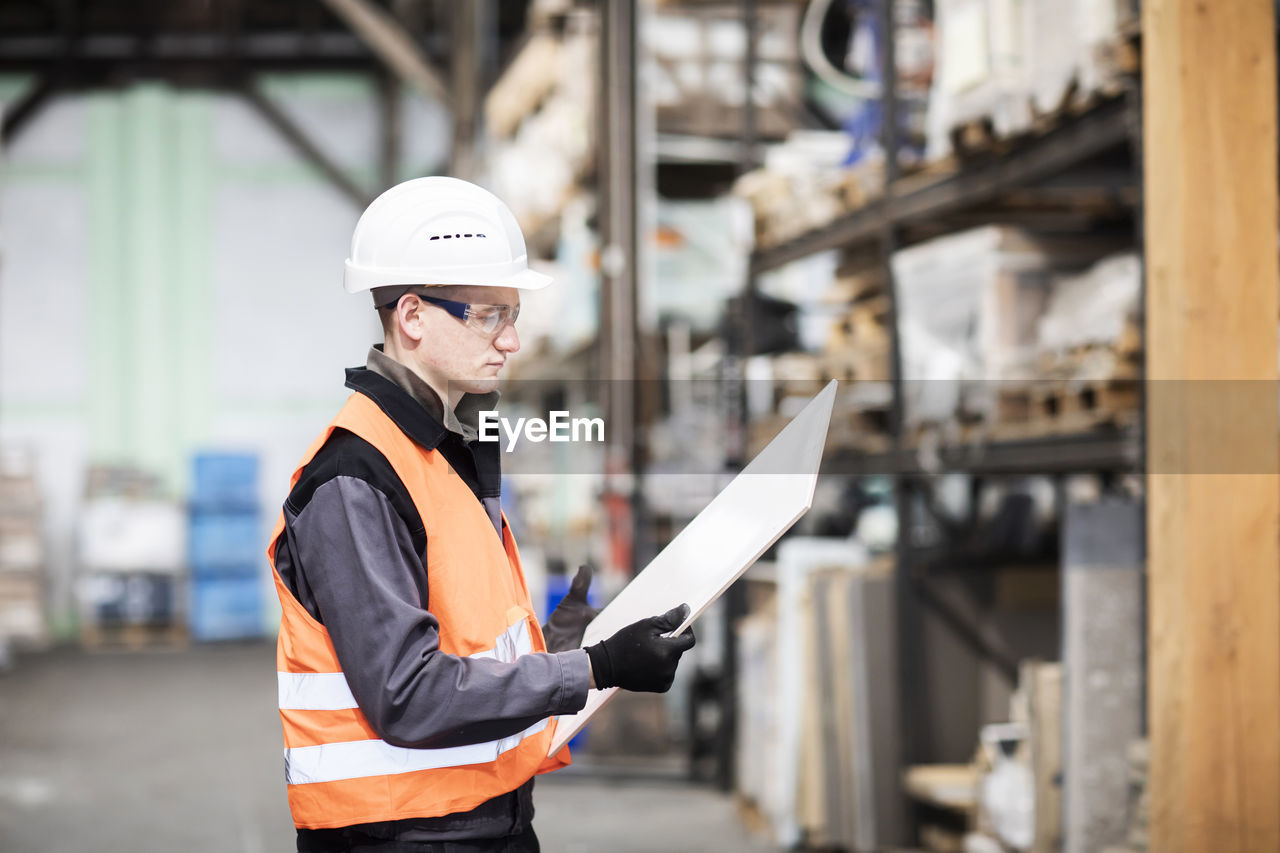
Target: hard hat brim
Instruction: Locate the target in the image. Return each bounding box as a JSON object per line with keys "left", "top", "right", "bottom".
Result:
{"left": 344, "top": 262, "right": 554, "bottom": 293}
{"left": 486, "top": 267, "right": 554, "bottom": 291}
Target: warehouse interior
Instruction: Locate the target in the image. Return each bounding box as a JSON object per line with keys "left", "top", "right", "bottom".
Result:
{"left": 0, "top": 1, "right": 1276, "bottom": 851}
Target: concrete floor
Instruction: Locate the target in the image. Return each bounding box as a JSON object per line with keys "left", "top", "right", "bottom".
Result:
{"left": 0, "top": 643, "right": 777, "bottom": 853}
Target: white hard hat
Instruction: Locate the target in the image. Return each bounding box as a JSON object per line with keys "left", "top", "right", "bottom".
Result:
{"left": 343, "top": 176, "right": 552, "bottom": 294}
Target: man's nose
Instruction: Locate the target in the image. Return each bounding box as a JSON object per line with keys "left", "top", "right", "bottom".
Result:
{"left": 495, "top": 322, "right": 520, "bottom": 354}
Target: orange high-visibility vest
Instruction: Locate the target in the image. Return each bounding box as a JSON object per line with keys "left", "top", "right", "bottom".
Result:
{"left": 268, "top": 391, "right": 570, "bottom": 830}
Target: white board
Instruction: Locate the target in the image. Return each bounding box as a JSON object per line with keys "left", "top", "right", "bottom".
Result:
{"left": 549, "top": 380, "right": 838, "bottom": 755}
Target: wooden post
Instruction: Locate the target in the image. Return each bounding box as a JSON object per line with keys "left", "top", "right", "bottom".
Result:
{"left": 1144, "top": 1, "right": 1280, "bottom": 850}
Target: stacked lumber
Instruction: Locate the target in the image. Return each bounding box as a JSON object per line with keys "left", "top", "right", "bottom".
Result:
{"left": 734, "top": 137, "right": 885, "bottom": 249}
{"left": 826, "top": 299, "right": 892, "bottom": 384}
{"left": 486, "top": 11, "right": 597, "bottom": 239}
{"left": 986, "top": 378, "right": 1140, "bottom": 440}
{"left": 816, "top": 259, "right": 896, "bottom": 453}
{"left": 746, "top": 372, "right": 893, "bottom": 459}
{"left": 0, "top": 446, "right": 49, "bottom": 655}
{"left": 484, "top": 32, "right": 562, "bottom": 139}
{"left": 746, "top": 253, "right": 897, "bottom": 457}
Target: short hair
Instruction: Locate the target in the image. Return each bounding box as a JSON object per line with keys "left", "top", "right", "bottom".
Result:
{"left": 371, "top": 285, "right": 414, "bottom": 310}
{"left": 375, "top": 285, "right": 470, "bottom": 337}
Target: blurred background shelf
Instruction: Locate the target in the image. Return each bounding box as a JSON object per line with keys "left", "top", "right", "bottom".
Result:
{"left": 750, "top": 95, "right": 1138, "bottom": 275}
{"left": 825, "top": 426, "right": 1141, "bottom": 477}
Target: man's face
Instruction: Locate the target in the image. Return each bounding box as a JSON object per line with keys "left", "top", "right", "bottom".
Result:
{"left": 411, "top": 284, "right": 521, "bottom": 396}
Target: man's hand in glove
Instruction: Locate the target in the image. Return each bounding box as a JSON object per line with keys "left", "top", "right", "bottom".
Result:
{"left": 584, "top": 603, "right": 697, "bottom": 693}
{"left": 542, "top": 564, "right": 599, "bottom": 653}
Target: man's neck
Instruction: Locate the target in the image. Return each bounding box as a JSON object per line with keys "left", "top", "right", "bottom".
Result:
{"left": 367, "top": 345, "right": 499, "bottom": 444}
{"left": 381, "top": 339, "right": 456, "bottom": 411}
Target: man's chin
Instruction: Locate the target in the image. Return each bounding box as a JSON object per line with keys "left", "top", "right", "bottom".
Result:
{"left": 452, "top": 377, "right": 500, "bottom": 396}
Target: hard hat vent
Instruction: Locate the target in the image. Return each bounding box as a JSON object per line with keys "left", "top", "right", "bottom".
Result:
{"left": 428, "top": 233, "right": 488, "bottom": 240}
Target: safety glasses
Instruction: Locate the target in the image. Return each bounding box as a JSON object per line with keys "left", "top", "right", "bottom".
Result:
{"left": 414, "top": 293, "right": 520, "bottom": 337}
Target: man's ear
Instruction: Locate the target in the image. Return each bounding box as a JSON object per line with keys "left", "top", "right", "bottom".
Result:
{"left": 396, "top": 293, "right": 426, "bottom": 343}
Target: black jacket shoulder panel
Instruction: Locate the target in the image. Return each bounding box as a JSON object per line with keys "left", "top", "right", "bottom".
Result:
{"left": 285, "top": 428, "right": 427, "bottom": 557}
{"left": 344, "top": 367, "right": 448, "bottom": 451}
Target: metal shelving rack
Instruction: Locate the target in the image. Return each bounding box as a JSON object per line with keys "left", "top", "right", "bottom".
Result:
{"left": 823, "top": 426, "right": 1141, "bottom": 478}
{"left": 734, "top": 2, "right": 1146, "bottom": 842}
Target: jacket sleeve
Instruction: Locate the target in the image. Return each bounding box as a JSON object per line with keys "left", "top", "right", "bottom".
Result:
{"left": 290, "top": 474, "right": 592, "bottom": 749}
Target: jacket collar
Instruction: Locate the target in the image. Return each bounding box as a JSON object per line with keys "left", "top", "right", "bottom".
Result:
{"left": 363, "top": 346, "right": 500, "bottom": 443}
{"left": 345, "top": 365, "right": 504, "bottom": 499}
{"left": 344, "top": 366, "right": 450, "bottom": 451}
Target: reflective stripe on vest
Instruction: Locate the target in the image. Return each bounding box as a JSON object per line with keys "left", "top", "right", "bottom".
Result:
{"left": 283, "top": 718, "right": 550, "bottom": 786}
{"left": 279, "top": 620, "right": 534, "bottom": 713}
{"left": 270, "top": 391, "right": 571, "bottom": 830}
{"left": 278, "top": 621, "right": 539, "bottom": 785}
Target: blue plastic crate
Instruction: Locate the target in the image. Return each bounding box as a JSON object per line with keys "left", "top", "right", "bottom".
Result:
{"left": 191, "top": 452, "right": 259, "bottom": 512}
{"left": 190, "top": 574, "right": 264, "bottom": 641}
{"left": 543, "top": 572, "right": 600, "bottom": 621}
{"left": 190, "top": 560, "right": 261, "bottom": 581}
{"left": 189, "top": 512, "right": 262, "bottom": 570}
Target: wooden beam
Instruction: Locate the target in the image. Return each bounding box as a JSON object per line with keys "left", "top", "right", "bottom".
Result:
{"left": 1143, "top": 2, "right": 1280, "bottom": 850}
{"left": 319, "top": 0, "right": 450, "bottom": 106}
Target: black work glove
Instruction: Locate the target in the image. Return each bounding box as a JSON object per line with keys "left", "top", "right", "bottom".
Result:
{"left": 585, "top": 603, "right": 697, "bottom": 693}
{"left": 542, "top": 564, "right": 600, "bottom": 653}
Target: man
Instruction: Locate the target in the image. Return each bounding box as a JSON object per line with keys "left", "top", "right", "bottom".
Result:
{"left": 268, "top": 176, "right": 696, "bottom": 852}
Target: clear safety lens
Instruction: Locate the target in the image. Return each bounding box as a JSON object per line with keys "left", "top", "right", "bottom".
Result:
{"left": 465, "top": 303, "right": 520, "bottom": 335}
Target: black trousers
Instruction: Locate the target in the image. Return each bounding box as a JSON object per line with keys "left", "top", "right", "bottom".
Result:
{"left": 296, "top": 823, "right": 540, "bottom": 853}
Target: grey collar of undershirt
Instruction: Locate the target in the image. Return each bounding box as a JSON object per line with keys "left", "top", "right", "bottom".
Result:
{"left": 366, "top": 345, "right": 499, "bottom": 443}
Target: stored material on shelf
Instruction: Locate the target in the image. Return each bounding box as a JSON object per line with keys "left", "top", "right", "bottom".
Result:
{"left": 549, "top": 381, "right": 838, "bottom": 754}
{"left": 801, "top": 554, "right": 902, "bottom": 850}
{"left": 749, "top": 98, "right": 1132, "bottom": 275}
{"left": 1143, "top": 0, "right": 1280, "bottom": 848}
{"left": 646, "top": 3, "right": 801, "bottom": 140}
{"left": 927, "top": 0, "right": 1135, "bottom": 160}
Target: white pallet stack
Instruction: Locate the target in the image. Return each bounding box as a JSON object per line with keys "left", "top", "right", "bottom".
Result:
{"left": 0, "top": 445, "right": 49, "bottom": 658}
